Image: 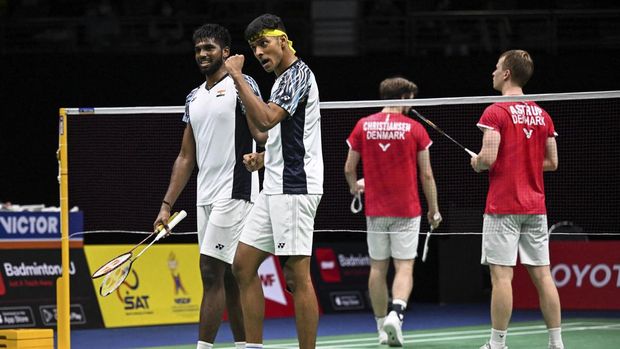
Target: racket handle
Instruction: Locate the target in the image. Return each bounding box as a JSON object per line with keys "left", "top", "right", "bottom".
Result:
{"left": 155, "top": 210, "right": 188, "bottom": 241}
{"left": 154, "top": 211, "right": 178, "bottom": 233}
{"left": 422, "top": 231, "right": 431, "bottom": 262}
{"left": 350, "top": 193, "right": 363, "bottom": 213}
{"left": 465, "top": 148, "right": 477, "bottom": 158}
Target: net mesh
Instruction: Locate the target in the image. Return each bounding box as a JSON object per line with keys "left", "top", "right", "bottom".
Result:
{"left": 67, "top": 112, "right": 196, "bottom": 243}
{"left": 64, "top": 92, "right": 620, "bottom": 243}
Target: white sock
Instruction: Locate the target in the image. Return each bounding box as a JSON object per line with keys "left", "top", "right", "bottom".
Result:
{"left": 234, "top": 342, "right": 246, "bottom": 349}
{"left": 197, "top": 341, "right": 213, "bottom": 349}
{"left": 392, "top": 299, "right": 407, "bottom": 310}
{"left": 245, "top": 343, "right": 263, "bottom": 349}
{"left": 548, "top": 327, "right": 564, "bottom": 348}
{"left": 376, "top": 316, "right": 386, "bottom": 331}
{"left": 490, "top": 328, "right": 507, "bottom": 348}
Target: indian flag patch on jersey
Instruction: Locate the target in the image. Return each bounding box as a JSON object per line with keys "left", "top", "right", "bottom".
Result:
{"left": 216, "top": 89, "right": 226, "bottom": 97}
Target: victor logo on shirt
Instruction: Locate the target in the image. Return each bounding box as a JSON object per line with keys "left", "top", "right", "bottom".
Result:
{"left": 378, "top": 143, "right": 391, "bottom": 151}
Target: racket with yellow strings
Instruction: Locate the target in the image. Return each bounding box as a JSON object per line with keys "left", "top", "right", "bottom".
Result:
{"left": 91, "top": 210, "right": 187, "bottom": 296}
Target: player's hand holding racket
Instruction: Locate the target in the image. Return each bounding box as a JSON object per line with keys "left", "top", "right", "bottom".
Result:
{"left": 350, "top": 178, "right": 365, "bottom": 214}
{"left": 92, "top": 210, "right": 187, "bottom": 296}
{"left": 470, "top": 155, "right": 484, "bottom": 173}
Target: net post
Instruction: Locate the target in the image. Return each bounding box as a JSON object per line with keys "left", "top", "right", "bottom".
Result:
{"left": 57, "top": 108, "right": 71, "bottom": 349}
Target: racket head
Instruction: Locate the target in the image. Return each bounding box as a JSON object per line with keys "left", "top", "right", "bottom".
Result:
{"left": 99, "top": 258, "right": 132, "bottom": 296}
{"left": 91, "top": 252, "right": 132, "bottom": 279}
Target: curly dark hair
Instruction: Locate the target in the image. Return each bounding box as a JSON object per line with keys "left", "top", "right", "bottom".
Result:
{"left": 244, "top": 13, "right": 287, "bottom": 42}
{"left": 192, "top": 23, "right": 231, "bottom": 49}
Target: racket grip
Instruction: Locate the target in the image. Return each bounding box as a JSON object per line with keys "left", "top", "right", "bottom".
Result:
{"left": 422, "top": 231, "right": 431, "bottom": 262}
{"left": 350, "top": 193, "right": 363, "bottom": 213}
{"left": 155, "top": 210, "right": 188, "bottom": 241}
{"left": 465, "top": 148, "right": 477, "bottom": 158}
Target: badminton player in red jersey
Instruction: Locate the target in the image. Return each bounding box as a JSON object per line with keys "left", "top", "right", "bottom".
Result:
{"left": 344, "top": 77, "right": 442, "bottom": 347}
{"left": 471, "top": 50, "right": 563, "bottom": 349}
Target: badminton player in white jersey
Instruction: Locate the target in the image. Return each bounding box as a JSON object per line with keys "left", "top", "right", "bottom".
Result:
{"left": 224, "top": 13, "right": 323, "bottom": 349}
{"left": 471, "top": 50, "right": 563, "bottom": 349}
{"left": 344, "top": 77, "right": 442, "bottom": 347}
{"left": 153, "top": 23, "right": 266, "bottom": 349}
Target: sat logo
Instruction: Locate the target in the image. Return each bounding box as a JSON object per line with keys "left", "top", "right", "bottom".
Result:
{"left": 115, "top": 269, "right": 150, "bottom": 310}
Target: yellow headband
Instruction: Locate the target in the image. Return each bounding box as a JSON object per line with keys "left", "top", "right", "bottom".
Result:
{"left": 250, "top": 29, "right": 296, "bottom": 54}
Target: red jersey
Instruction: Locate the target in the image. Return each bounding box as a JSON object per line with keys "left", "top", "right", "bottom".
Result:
{"left": 347, "top": 112, "right": 432, "bottom": 217}
{"left": 477, "top": 102, "right": 556, "bottom": 214}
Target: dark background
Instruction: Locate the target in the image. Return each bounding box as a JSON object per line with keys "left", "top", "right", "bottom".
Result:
{"left": 2, "top": 0, "right": 619, "bottom": 207}
{"left": 1, "top": 1, "right": 620, "bottom": 303}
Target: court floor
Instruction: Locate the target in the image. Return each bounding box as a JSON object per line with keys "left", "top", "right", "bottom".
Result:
{"left": 71, "top": 303, "right": 620, "bottom": 349}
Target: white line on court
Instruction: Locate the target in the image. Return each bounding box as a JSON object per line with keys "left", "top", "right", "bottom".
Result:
{"left": 260, "top": 321, "right": 619, "bottom": 349}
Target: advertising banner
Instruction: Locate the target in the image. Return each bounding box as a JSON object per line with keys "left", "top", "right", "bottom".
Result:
{"left": 257, "top": 256, "right": 295, "bottom": 318}
{"left": 513, "top": 241, "right": 620, "bottom": 310}
{"left": 0, "top": 211, "right": 84, "bottom": 250}
{"left": 0, "top": 211, "right": 84, "bottom": 243}
{"left": 0, "top": 248, "right": 103, "bottom": 328}
{"left": 85, "top": 244, "right": 202, "bottom": 328}
{"left": 312, "top": 242, "right": 372, "bottom": 312}
{"left": 85, "top": 245, "right": 294, "bottom": 328}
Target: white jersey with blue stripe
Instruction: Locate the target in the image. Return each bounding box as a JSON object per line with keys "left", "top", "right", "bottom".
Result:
{"left": 263, "top": 59, "right": 324, "bottom": 195}
{"left": 183, "top": 74, "right": 261, "bottom": 205}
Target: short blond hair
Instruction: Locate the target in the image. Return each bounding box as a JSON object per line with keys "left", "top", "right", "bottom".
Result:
{"left": 500, "top": 50, "right": 534, "bottom": 87}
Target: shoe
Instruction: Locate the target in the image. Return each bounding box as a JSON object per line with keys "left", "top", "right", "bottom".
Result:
{"left": 480, "top": 343, "right": 508, "bottom": 349}
{"left": 383, "top": 311, "right": 403, "bottom": 347}
{"left": 378, "top": 329, "right": 388, "bottom": 345}
{"left": 548, "top": 346, "right": 564, "bottom": 349}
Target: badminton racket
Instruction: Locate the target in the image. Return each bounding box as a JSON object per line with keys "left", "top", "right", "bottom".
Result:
{"left": 408, "top": 108, "right": 477, "bottom": 158}
{"left": 93, "top": 210, "right": 187, "bottom": 296}
{"left": 422, "top": 212, "right": 441, "bottom": 263}
{"left": 90, "top": 210, "right": 184, "bottom": 278}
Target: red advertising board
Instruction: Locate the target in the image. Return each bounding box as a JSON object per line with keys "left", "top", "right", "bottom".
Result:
{"left": 514, "top": 241, "right": 620, "bottom": 310}
{"left": 224, "top": 255, "right": 295, "bottom": 319}
{"left": 312, "top": 243, "right": 373, "bottom": 313}
{"left": 257, "top": 256, "right": 296, "bottom": 318}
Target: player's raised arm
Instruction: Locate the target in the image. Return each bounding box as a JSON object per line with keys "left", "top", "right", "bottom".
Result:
{"left": 225, "top": 54, "right": 288, "bottom": 131}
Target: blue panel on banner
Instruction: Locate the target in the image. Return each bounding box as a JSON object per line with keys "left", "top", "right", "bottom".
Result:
{"left": 0, "top": 211, "right": 83, "bottom": 241}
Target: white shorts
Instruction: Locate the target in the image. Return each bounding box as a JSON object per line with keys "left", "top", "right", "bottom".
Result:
{"left": 366, "top": 216, "right": 421, "bottom": 260}
{"left": 240, "top": 193, "right": 322, "bottom": 256}
{"left": 481, "top": 214, "right": 549, "bottom": 266}
{"left": 197, "top": 199, "right": 253, "bottom": 264}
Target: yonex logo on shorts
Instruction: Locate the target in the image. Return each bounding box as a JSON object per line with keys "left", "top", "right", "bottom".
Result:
{"left": 215, "top": 243, "right": 224, "bottom": 250}
{"left": 278, "top": 242, "right": 286, "bottom": 249}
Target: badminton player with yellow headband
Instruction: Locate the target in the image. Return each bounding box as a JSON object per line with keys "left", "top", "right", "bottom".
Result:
{"left": 225, "top": 13, "right": 324, "bottom": 349}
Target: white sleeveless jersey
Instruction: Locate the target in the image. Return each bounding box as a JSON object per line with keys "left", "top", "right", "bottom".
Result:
{"left": 183, "top": 74, "right": 261, "bottom": 205}
{"left": 263, "top": 59, "right": 324, "bottom": 194}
